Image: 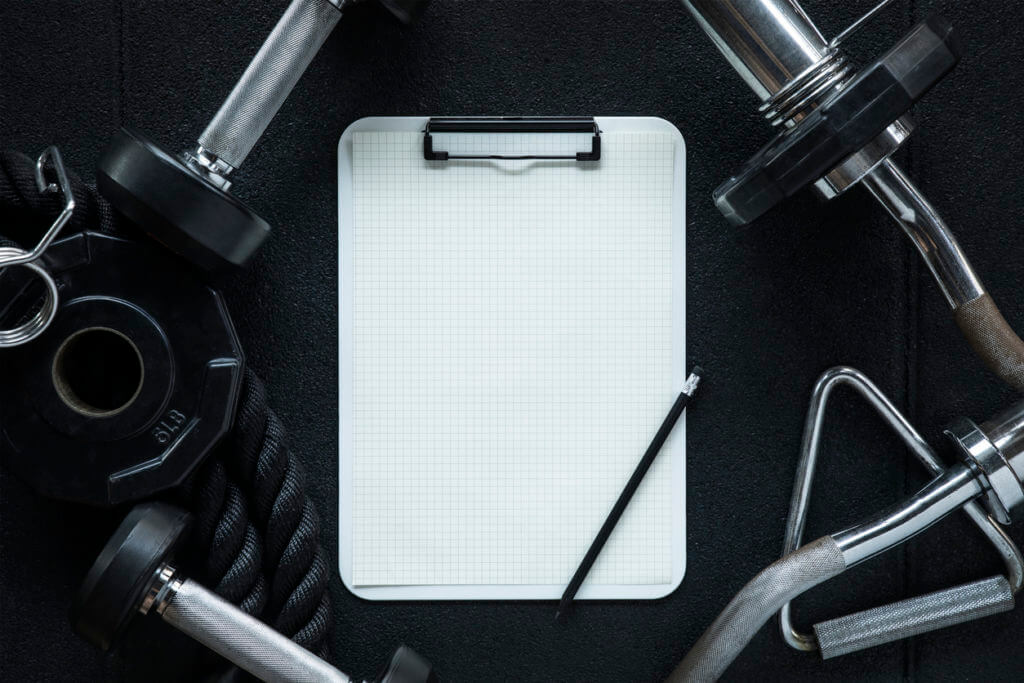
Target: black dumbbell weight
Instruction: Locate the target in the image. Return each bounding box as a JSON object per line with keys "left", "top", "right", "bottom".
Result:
{"left": 73, "top": 502, "right": 436, "bottom": 683}
{"left": 98, "top": 0, "right": 428, "bottom": 273}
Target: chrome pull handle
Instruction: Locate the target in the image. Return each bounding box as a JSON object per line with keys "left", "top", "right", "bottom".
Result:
{"left": 812, "top": 576, "right": 1014, "bottom": 660}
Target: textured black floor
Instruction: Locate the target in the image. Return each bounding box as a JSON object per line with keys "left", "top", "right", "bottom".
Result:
{"left": 2, "top": 1, "right": 1023, "bottom": 681}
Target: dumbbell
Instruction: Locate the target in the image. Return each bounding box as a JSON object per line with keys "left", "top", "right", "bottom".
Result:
{"left": 98, "top": 0, "right": 426, "bottom": 273}
{"left": 73, "top": 503, "right": 436, "bottom": 683}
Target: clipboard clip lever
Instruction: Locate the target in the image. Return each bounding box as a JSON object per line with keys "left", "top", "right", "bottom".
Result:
{"left": 423, "top": 117, "right": 601, "bottom": 162}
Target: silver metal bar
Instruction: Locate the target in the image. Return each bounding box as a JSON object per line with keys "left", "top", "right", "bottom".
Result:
{"left": 682, "top": 0, "right": 986, "bottom": 310}
{"left": 779, "top": 366, "right": 1024, "bottom": 654}
{"left": 681, "top": 0, "right": 913, "bottom": 197}
{"left": 982, "top": 400, "right": 1024, "bottom": 472}
{"left": 862, "top": 159, "right": 986, "bottom": 308}
{"left": 964, "top": 505, "right": 1024, "bottom": 594}
{"left": 783, "top": 367, "right": 934, "bottom": 560}
{"left": 782, "top": 368, "right": 1019, "bottom": 578}
{"left": 682, "top": 0, "right": 1024, "bottom": 391}
{"left": 158, "top": 575, "right": 351, "bottom": 683}
{"left": 198, "top": 0, "right": 343, "bottom": 169}
{"left": 680, "top": 0, "right": 830, "bottom": 102}
{"left": 947, "top": 401, "right": 1024, "bottom": 524}
{"left": 780, "top": 366, "right": 935, "bottom": 651}
{"left": 832, "top": 464, "right": 984, "bottom": 567}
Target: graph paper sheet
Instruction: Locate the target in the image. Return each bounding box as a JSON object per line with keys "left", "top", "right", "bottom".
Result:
{"left": 338, "top": 117, "right": 686, "bottom": 600}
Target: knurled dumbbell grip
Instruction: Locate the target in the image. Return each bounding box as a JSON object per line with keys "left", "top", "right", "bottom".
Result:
{"left": 198, "top": 0, "right": 343, "bottom": 169}
{"left": 161, "top": 578, "right": 351, "bottom": 683}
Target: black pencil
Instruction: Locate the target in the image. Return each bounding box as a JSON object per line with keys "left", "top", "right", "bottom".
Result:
{"left": 555, "top": 367, "right": 703, "bottom": 622}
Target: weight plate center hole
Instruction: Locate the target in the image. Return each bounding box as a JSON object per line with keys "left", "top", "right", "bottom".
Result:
{"left": 52, "top": 327, "right": 145, "bottom": 418}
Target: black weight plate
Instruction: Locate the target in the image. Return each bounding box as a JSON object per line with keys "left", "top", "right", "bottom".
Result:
{"left": 97, "top": 128, "right": 270, "bottom": 272}
{"left": 0, "top": 232, "right": 244, "bottom": 505}
{"left": 71, "top": 503, "right": 191, "bottom": 651}
{"left": 714, "top": 15, "right": 961, "bottom": 226}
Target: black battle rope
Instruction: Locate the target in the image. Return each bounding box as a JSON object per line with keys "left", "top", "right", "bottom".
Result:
{"left": 182, "top": 451, "right": 271, "bottom": 618}
{"left": 0, "top": 150, "right": 332, "bottom": 656}
{"left": 217, "top": 372, "right": 333, "bottom": 650}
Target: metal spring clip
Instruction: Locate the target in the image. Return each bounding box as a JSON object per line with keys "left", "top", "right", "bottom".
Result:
{"left": 0, "top": 147, "right": 75, "bottom": 347}
{"left": 760, "top": 0, "right": 898, "bottom": 127}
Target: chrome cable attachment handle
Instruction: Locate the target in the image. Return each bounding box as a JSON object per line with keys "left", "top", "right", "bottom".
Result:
{"left": 779, "top": 366, "right": 1023, "bottom": 656}
{"left": 0, "top": 146, "right": 75, "bottom": 347}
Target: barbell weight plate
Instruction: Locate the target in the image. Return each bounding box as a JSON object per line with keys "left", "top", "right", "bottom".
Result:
{"left": 71, "top": 503, "right": 191, "bottom": 651}
{"left": 0, "top": 231, "right": 244, "bottom": 505}
{"left": 713, "top": 15, "right": 961, "bottom": 226}
{"left": 97, "top": 128, "right": 271, "bottom": 272}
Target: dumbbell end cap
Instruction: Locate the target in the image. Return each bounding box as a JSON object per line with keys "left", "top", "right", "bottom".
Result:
{"left": 71, "top": 503, "right": 191, "bottom": 651}
{"left": 377, "top": 645, "right": 437, "bottom": 683}
{"left": 97, "top": 128, "right": 270, "bottom": 273}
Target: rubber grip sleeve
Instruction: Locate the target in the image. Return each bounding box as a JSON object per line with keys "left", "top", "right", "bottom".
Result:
{"left": 668, "top": 537, "right": 847, "bottom": 682}
{"left": 955, "top": 293, "right": 1024, "bottom": 394}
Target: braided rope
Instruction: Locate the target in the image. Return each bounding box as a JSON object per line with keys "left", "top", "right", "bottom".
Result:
{"left": 191, "top": 370, "right": 332, "bottom": 654}
{"left": 0, "top": 150, "right": 119, "bottom": 242}
{"left": 181, "top": 457, "right": 269, "bottom": 617}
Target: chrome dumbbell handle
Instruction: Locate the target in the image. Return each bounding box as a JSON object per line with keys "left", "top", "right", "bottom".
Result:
{"left": 73, "top": 504, "right": 434, "bottom": 683}
{"left": 195, "top": 0, "right": 345, "bottom": 175}
{"left": 146, "top": 564, "right": 351, "bottom": 683}
{"left": 98, "top": 0, "right": 420, "bottom": 271}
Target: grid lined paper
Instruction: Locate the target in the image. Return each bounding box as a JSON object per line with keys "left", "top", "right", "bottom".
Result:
{"left": 350, "top": 129, "right": 678, "bottom": 587}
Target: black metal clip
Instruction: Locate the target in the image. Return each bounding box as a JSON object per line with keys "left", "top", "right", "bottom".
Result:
{"left": 423, "top": 117, "right": 601, "bottom": 162}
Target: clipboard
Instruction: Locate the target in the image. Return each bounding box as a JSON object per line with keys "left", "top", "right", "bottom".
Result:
{"left": 338, "top": 116, "right": 686, "bottom": 600}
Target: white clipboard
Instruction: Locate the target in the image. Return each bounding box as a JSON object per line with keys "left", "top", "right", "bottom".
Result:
{"left": 338, "top": 116, "right": 686, "bottom": 600}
